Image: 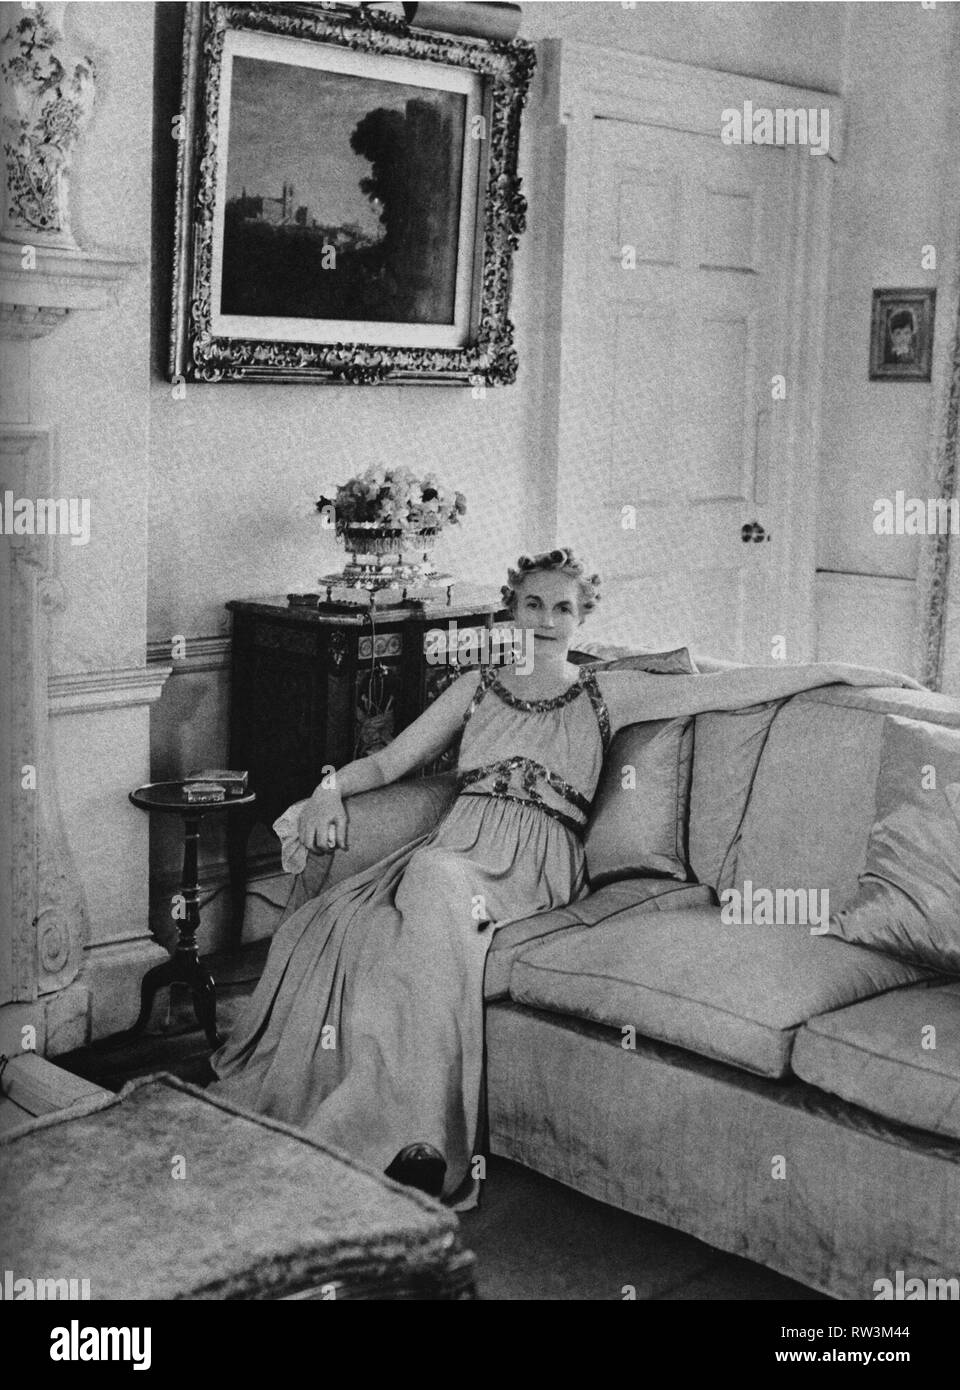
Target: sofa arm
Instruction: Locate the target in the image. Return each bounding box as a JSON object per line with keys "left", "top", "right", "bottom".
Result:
{"left": 291, "top": 771, "right": 460, "bottom": 902}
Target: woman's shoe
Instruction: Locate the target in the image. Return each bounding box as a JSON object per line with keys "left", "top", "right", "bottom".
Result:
{"left": 385, "top": 1143, "right": 447, "bottom": 1198}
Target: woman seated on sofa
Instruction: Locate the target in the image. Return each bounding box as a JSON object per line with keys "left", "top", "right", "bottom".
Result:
{"left": 208, "top": 546, "right": 917, "bottom": 1206}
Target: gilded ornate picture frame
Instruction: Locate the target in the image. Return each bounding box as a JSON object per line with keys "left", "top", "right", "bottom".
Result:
{"left": 169, "top": 2, "right": 534, "bottom": 385}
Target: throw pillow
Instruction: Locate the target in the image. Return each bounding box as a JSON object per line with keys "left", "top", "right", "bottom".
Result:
{"left": 688, "top": 700, "right": 787, "bottom": 893}
{"left": 584, "top": 716, "right": 695, "bottom": 886}
{"left": 828, "top": 715, "right": 960, "bottom": 973}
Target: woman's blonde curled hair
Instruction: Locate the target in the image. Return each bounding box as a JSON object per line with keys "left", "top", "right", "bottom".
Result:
{"left": 500, "top": 546, "right": 601, "bottom": 618}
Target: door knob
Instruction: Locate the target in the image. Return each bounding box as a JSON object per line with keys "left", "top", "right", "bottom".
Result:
{"left": 741, "top": 520, "right": 769, "bottom": 543}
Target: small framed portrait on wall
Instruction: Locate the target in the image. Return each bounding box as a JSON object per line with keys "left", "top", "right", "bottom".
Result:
{"left": 869, "top": 287, "right": 936, "bottom": 381}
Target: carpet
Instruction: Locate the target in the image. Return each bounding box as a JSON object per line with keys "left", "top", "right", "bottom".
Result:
{"left": 0, "top": 1073, "right": 474, "bottom": 1300}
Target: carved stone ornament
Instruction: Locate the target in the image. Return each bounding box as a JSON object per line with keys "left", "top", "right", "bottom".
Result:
{"left": 0, "top": 2, "right": 96, "bottom": 249}
{"left": 170, "top": 2, "right": 535, "bottom": 385}
{"left": 1, "top": 430, "right": 88, "bottom": 1005}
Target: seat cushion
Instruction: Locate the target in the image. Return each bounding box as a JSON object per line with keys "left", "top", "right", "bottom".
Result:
{"left": 508, "top": 906, "right": 929, "bottom": 1078}
{"left": 483, "top": 879, "right": 713, "bottom": 999}
{"left": 827, "top": 716, "right": 960, "bottom": 973}
{"left": 792, "top": 982, "right": 960, "bottom": 1141}
{"left": 584, "top": 717, "right": 694, "bottom": 886}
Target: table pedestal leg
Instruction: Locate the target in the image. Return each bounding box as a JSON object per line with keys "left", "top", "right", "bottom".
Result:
{"left": 183, "top": 949, "right": 222, "bottom": 1050}
{"left": 119, "top": 947, "right": 221, "bottom": 1049}
{"left": 128, "top": 955, "right": 178, "bottom": 1036}
{"left": 176, "top": 813, "right": 223, "bottom": 1048}
{"left": 97, "top": 812, "right": 223, "bottom": 1051}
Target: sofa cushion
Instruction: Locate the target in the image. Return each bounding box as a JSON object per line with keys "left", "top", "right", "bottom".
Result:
{"left": 734, "top": 686, "right": 960, "bottom": 913}
{"left": 734, "top": 695, "right": 885, "bottom": 911}
{"left": 792, "top": 982, "right": 960, "bottom": 1141}
{"left": 688, "top": 700, "right": 785, "bottom": 892}
{"left": 827, "top": 716, "right": 960, "bottom": 973}
{"left": 508, "top": 906, "right": 929, "bottom": 1078}
{"left": 484, "top": 879, "right": 713, "bottom": 1000}
{"left": 584, "top": 718, "right": 694, "bottom": 886}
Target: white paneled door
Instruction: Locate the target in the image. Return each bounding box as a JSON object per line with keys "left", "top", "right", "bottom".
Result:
{"left": 560, "top": 121, "right": 794, "bottom": 659}
{"left": 545, "top": 47, "right": 841, "bottom": 663}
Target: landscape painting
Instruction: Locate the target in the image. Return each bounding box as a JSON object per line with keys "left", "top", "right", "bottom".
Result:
{"left": 220, "top": 57, "right": 468, "bottom": 327}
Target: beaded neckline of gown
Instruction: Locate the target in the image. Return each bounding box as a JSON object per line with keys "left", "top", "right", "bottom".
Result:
{"left": 488, "top": 665, "right": 586, "bottom": 712}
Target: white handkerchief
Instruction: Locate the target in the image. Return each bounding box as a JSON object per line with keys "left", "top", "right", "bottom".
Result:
{"left": 273, "top": 799, "right": 311, "bottom": 875}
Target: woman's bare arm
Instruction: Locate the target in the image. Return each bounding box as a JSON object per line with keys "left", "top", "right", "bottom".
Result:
{"left": 299, "top": 669, "right": 480, "bottom": 850}
{"left": 596, "top": 662, "right": 924, "bottom": 737}
{"left": 367, "top": 667, "right": 481, "bottom": 784}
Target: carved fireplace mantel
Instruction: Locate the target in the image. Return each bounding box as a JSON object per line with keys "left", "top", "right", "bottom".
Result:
{"left": 0, "top": 241, "right": 139, "bottom": 1046}
{"left": 0, "top": 426, "right": 82, "bottom": 1005}
{"left": 0, "top": 239, "right": 137, "bottom": 340}
{"left": 0, "top": 5, "right": 142, "bottom": 1049}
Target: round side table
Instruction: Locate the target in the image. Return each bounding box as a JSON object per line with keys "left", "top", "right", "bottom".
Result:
{"left": 128, "top": 781, "right": 257, "bottom": 1050}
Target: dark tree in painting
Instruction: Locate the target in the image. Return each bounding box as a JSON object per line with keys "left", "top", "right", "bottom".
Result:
{"left": 350, "top": 97, "right": 461, "bottom": 323}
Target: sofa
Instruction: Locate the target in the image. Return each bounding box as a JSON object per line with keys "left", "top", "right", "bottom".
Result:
{"left": 292, "top": 673, "right": 960, "bottom": 1301}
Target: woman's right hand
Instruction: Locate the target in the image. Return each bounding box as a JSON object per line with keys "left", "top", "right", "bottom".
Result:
{"left": 298, "top": 786, "right": 348, "bottom": 853}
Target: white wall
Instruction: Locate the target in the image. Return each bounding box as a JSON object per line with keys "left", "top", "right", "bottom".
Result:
{"left": 521, "top": 1, "right": 846, "bottom": 88}
{"left": 814, "top": 1, "right": 960, "bottom": 671}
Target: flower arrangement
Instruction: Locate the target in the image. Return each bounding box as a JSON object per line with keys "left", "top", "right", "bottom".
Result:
{"left": 317, "top": 466, "right": 467, "bottom": 543}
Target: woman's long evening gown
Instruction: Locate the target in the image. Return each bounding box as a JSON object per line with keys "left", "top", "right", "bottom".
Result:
{"left": 208, "top": 664, "right": 611, "bottom": 1205}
